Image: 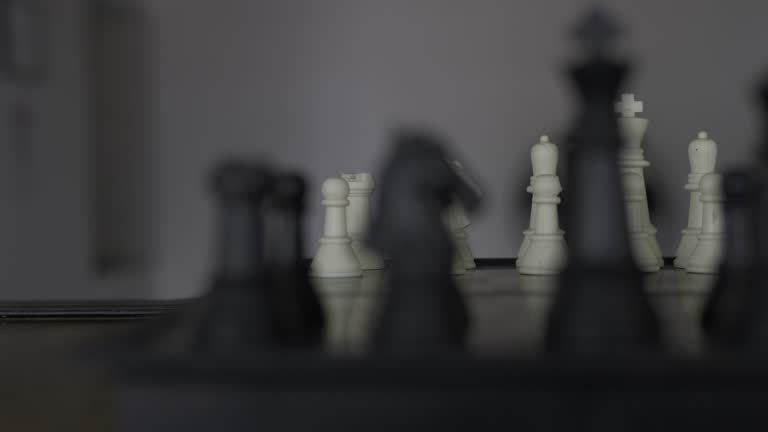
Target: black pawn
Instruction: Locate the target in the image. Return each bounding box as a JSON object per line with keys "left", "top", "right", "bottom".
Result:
{"left": 701, "top": 170, "right": 762, "bottom": 350}
{"left": 368, "top": 131, "right": 480, "bottom": 353}
{"left": 263, "top": 174, "right": 325, "bottom": 346}
{"left": 195, "top": 161, "right": 276, "bottom": 351}
{"left": 545, "top": 9, "right": 659, "bottom": 354}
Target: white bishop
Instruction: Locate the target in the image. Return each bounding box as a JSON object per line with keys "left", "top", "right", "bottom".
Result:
{"left": 517, "top": 135, "right": 566, "bottom": 274}
{"left": 674, "top": 131, "right": 718, "bottom": 268}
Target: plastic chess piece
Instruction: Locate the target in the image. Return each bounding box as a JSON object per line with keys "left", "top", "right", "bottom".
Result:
{"left": 195, "top": 161, "right": 276, "bottom": 350}
{"left": 368, "top": 130, "right": 481, "bottom": 352}
{"left": 758, "top": 77, "right": 768, "bottom": 163}
{"left": 445, "top": 200, "right": 471, "bottom": 274}
{"left": 545, "top": 8, "right": 660, "bottom": 354}
{"left": 622, "top": 172, "right": 661, "bottom": 272}
{"left": 448, "top": 160, "right": 480, "bottom": 270}
{"left": 702, "top": 78, "right": 768, "bottom": 351}
{"left": 687, "top": 173, "right": 725, "bottom": 274}
{"left": 263, "top": 174, "right": 325, "bottom": 345}
{"left": 341, "top": 172, "right": 384, "bottom": 270}
{"left": 310, "top": 178, "right": 362, "bottom": 278}
{"left": 674, "top": 132, "right": 718, "bottom": 268}
{"left": 616, "top": 93, "right": 663, "bottom": 268}
{"left": 701, "top": 170, "right": 761, "bottom": 349}
{"left": 517, "top": 174, "right": 567, "bottom": 275}
{"left": 454, "top": 225, "right": 476, "bottom": 270}
{"left": 517, "top": 135, "right": 559, "bottom": 264}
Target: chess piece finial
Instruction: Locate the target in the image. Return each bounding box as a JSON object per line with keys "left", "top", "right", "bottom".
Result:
{"left": 615, "top": 93, "right": 643, "bottom": 118}
{"left": 310, "top": 177, "right": 362, "bottom": 278}
{"left": 674, "top": 131, "right": 718, "bottom": 268}
{"left": 532, "top": 135, "right": 559, "bottom": 177}
{"left": 572, "top": 7, "right": 622, "bottom": 58}
{"left": 687, "top": 173, "right": 725, "bottom": 274}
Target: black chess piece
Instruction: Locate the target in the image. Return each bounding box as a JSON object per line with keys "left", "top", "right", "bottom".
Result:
{"left": 545, "top": 9, "right": 660, "bottom": 354}
{"left": 757, "top": 77, "right": 768, "bottom": 163}
{"left": 702, "top": 75, "right": 768, "bottom": 352}
{"left": 701, "top": 170, "right": 762, "bottom": 350}
{"left": 263, "top": 173, "right": 326, "bottom": 346}
{"left": 368, "top": 130, "right": 481, "bottom": 353}
{"left": 194, "top": 161, "right": 277, "bottom": 351}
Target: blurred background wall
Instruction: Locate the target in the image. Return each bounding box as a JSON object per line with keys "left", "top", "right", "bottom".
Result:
{"left": 1, "top": 0, "right": 767, "bottom": 298}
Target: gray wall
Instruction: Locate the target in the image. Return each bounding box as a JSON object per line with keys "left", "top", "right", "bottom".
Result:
{"left": 4, "top": 1, "right": 768, "bottom": 299}
{"left": 0, "top": 0, "right": 93, "bottom": 299}
{"left": 141, "top": 0, "right": 768, "bottom": 298}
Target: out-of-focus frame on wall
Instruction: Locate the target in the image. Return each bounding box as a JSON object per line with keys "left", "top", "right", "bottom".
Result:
{"left": 0, "top": 0, "right": 46, "bottom": 83}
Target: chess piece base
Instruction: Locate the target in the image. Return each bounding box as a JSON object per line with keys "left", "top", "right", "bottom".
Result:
{"left": 517, "top": 234, "right": 567, "bottom": 276}
{"left": 351, "top": 238, "right": 385, "bottom": 270}
{"left": 311, "top": 238, "right": 362, "bottom": 278}
{"left": 630, "top": 234, "right": 661, "bottom": 273}
{"left": 686, "top": 234, "right": 724, "bottom": 275}
{"left": 673, "top": 228, "right": 700, "bottom": 269}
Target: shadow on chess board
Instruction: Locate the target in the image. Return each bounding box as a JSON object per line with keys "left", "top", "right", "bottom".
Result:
{"left": 87, "top": 265, "right": 768, "bottom": 432}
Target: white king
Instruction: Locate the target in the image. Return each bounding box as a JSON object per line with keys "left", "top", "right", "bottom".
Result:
{"left": 616, "top": 93, "right": 663, "bottom": 270}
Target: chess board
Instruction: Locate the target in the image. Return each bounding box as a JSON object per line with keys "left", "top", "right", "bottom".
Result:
{"left": 314, "top": 260, "right": 712, "bottom": 357}
{"left": 97, "top": 261, "right": 768, "bottom": 432}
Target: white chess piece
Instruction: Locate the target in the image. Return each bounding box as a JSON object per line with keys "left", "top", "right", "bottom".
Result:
{"left": 447, "top": 160, "right": 479, "bottom": 270}
{"left": 615, "top": 93, "right": 663, "bottom": 268}
{"left": 454, "top": 226, "right": 476, "bottom": 269}
{"left": 443, "top": 204, "right": 469, "bottom": 275}
{"left": 445, "top": 200, "right": 475, "bottom": 271}
{"left": 687, "top": 173, "right": 725, "bottom": 274}
{"left": 622, "top": 172, "right": 661, "bottom": 272}
{"left": 517, "top": 135, "right": 559, "bottom": 265}
{"left": 516, "top": 174, "right": 567, "bottom": 275}
{"left": 310, "top": 177, "right": 362, "bottom": 278}
{"left": 674, "top": 132, "right": 718, "bottom": 268}
{"left": 341, "top": 172, "right": 384, "bottom": 270}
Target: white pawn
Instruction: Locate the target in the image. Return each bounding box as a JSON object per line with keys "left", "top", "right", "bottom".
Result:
{"left": 341, "top": 172, "right": 384, "bottom": 270}
{"left": 674, "top": 131, "right": 718, "bottom": 268}
{"left": 517, "top": 175, "right": 567, "bottom": 275}
{"left": 616, "top": 93, "right": 663, "bottom": 268}
{"left": 310, "top": 178, "right": 362, "bottom": 278}
{"left": 622, "top": 172, "right": 661, "bottom": 272}
{"left": 687, "top": 173, "right": 725, "bottom": 274}
{"left": 517, "top": 135, "right": 558, "bottom": 265}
